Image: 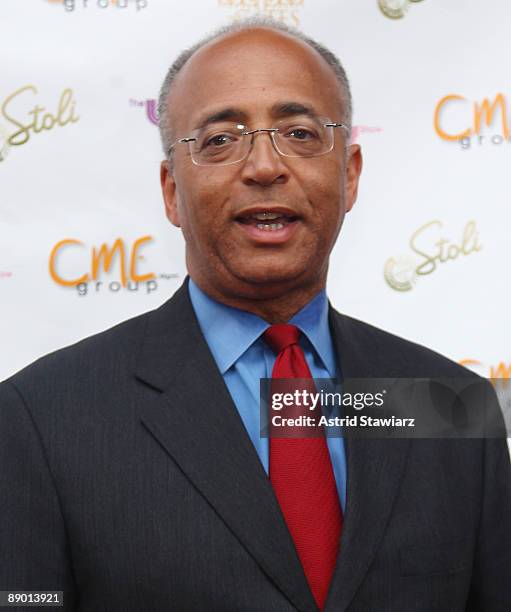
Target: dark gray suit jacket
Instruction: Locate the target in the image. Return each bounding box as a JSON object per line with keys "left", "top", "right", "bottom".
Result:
{"left": 1, "top": 280, "right": 510, "bottom": 611}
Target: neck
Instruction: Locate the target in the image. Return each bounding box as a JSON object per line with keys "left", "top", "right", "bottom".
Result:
{"left": 189, "top": 276, "right": 327, "bottom": 324}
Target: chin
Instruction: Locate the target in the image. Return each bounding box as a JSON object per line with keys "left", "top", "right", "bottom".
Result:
{"left": 232, "top": 264, "right": 311, "bottom": 288}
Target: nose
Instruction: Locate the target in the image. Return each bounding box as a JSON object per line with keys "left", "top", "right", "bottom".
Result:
{"left": 240, "top": 130, "right": 289, "bottom": 187}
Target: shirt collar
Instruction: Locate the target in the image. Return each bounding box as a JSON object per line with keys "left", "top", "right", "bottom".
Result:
{"left": 188, "top": 278, "right": 337, "bottom": 377}
{"left": 289, "top": 290, "right": 337, "bottom": 378}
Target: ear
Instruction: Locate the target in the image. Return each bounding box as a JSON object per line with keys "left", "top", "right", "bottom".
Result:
{"left": 345, "top": 144, "right": 363, "bottom": 213}
{"left": 160, "top": 160, "right": 181, "bottom": 227}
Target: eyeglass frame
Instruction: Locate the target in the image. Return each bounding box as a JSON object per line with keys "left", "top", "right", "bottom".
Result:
{"left": 166, "top": 118, "right": 350, "bottom": 166}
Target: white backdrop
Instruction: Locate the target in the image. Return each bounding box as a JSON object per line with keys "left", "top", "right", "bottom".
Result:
{"left": 1, "top": 1, "right": 510, "bottom": 437}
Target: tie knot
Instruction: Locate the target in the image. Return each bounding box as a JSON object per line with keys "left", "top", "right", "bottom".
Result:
{"left": 263, "top": 324, "right": 300, "bottom": 354}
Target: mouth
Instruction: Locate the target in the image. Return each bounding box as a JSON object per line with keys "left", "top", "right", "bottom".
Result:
{"left": 234, "top": 207, "right": 301, "bottom": 239}
{"left": 236, "top": 207, "right": 300, "bottom": 232}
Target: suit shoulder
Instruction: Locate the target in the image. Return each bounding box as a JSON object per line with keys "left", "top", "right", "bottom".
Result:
{"left": 330, "top": 309, "right": 476, "bottom": 379}
{"left": 3, "top": 307, "right": 153, "bottom": 394}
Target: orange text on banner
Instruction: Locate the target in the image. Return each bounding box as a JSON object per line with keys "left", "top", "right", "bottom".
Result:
{"left": 49, "top": 236, "right": 155, "bottom": 287}
{"left": 434, "top": 93, "right": 510, "bottom": 141}
{"left": 459, "top": 360, "right": 511, "bottom": 388}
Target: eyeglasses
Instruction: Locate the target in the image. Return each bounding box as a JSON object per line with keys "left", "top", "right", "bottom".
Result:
{"left": 168, "top": 117, "right": 350, "bottom": 166}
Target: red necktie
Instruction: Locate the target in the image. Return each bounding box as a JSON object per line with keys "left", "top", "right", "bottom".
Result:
{"left": 264, "top": 324, "right": 342, "bottom": 610}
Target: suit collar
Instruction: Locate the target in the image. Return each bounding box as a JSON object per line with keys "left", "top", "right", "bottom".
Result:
{"left": 324, "top": 308, "right": 411, "bottom": 611}
{"left": 134, "top": 281, "right": 410, "bottom": 612}
{"left": 135, "top": 279, "right": 318, "bottom": 612}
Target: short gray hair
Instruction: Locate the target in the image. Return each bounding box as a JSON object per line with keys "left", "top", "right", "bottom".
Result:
{"left": 157, "top": 16, "right": 353, "bottom": 159}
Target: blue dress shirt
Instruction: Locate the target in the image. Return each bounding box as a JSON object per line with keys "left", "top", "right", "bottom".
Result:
{"left": 188, "top": 279, "right": 347, "bottom": 512}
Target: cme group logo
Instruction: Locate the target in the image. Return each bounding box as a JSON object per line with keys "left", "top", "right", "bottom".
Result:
{"left": 460, "top": 359, "right": 511, "bottom": 383}
{"left": 384, "top": 219, "right": 482, "bottom": 292}
{"left": 0, "top": 85, "right": 79, "bottom": 162}
{"left": 378, "top": 0, "right": 425, "bottom": 20}
{"left": 460, "top": 359, "right": 511, "bottom": 427}
{"left": 48, "top": 235, "right": 179, "bottom": 296}
{"left": 46, "top": 0, "right": 148, "bottom": 11}
{"left": 218, "top": 0, "right": 304, "bottom": 27}
{"left": 434, "top": 93, "right": 511, "bottom": 150}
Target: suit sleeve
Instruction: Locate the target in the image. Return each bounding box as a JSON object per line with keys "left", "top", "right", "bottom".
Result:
{"left": 467, "top": 384, "right": 511, "bottom": 611}
{"left": 0, "top": 381, "right": 77, "bottom": 611}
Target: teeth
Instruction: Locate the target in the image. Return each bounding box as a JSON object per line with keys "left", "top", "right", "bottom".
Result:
{"left": 251, "top": 212, "right": 282, "bottom": 221}
{"left": 256, "top": 223, "right": 284, "bottom": 231}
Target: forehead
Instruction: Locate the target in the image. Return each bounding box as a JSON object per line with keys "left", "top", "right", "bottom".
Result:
{"left": 169, "top": 28, "right": 344, "bottom": 132}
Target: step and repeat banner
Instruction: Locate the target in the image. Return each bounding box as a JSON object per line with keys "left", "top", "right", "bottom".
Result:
{"left": 1, "top": 1, "right": 510, "bottom": 423}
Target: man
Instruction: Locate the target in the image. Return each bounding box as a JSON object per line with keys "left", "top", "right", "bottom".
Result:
{"left": 1, "top": 17, "right": 510, "bottom": 612}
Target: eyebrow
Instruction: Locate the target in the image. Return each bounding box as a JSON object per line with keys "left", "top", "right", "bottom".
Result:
{"left": 196, "top": 108, "right": 248, "bottom": 131}
{"left": 194, "top": 101, "right": 321, "bottom": 131}
{"left": 271, "top": 101, "right": 319, "bottom": 119}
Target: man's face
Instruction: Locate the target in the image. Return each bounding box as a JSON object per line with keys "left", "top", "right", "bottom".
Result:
{"left": 161, "top": 28, "right": 362, "bottom": 302}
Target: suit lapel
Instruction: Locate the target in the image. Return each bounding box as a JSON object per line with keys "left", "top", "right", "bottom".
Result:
{"left": 134, "top": 280, "right": 317, "bottom": 612}
{"left": 324, "top": 310, "right": 411, "bottom": 612}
